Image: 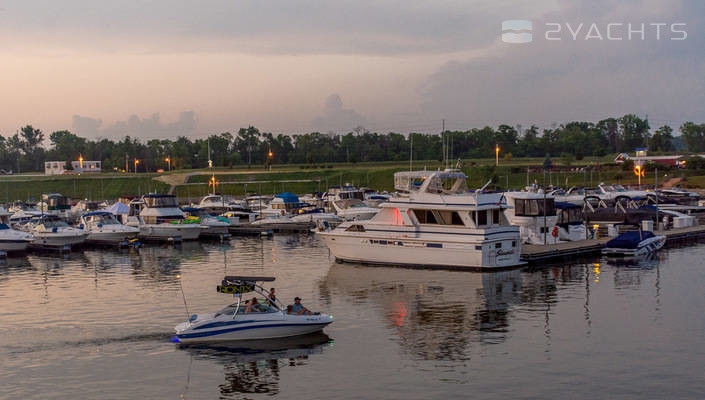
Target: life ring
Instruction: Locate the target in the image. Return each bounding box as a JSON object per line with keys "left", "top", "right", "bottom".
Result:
{"left": 552, "top": 226, "right": 559, "bottom": 238}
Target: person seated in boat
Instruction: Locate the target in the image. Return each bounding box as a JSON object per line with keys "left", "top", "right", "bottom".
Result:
{"left": 291, "top": 297, "right": 313, "bottom": 315}
{"left": 286, "top": 304, "right": 294, "bottom": 314}
{"left": 245, "top": 297, "right": 264, "bottom": 313}
{"left": 267, "top": 288, "right": 277, "bottom": 306}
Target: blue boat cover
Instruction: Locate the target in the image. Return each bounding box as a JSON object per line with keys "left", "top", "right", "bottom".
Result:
{"left": 555, "top": 201, "right": 580, "bottom": 209}
{"left": 605, "top": 231, "right": 655, "bottom": 249}
{"left": 274, "top": 192, "right": 300, "bottom": 203}
{"left": 83, "top": 211, "right": 112, "bottom": 217}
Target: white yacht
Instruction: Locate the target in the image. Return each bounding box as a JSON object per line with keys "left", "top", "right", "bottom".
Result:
{"left": 326, "top": 186, "right": 379, "bottom": 221}
{"left": 37, "top": 193, "right": 72, "bottom": 218}
{"left": 127, "top": 194, "right": 201, "bottom": 241}
{"left": 79, "top": 211, "right": 140, "bottom": 246}
{"left": 554, "top": 202, "right": 588, "bottom": 242}
{"left": 317, "top": 170, "right": 523, "bottom": 269}
{"left": 0, "top": 207, "right": 33, "bottom": 253}
{"left": 503, "top": 190, "right": 561, "bottom": 245}
{"left": 18, "top": 215, "right": 87, "bottom": 250}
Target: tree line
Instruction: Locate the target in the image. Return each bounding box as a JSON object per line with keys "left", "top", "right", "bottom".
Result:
{"left": 1, "top": 114, "right": 704, "bottom": 172}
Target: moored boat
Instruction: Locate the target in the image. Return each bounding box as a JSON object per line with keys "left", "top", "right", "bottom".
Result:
{"left": 602, "top": 231, "right": 666, "bottom": 257}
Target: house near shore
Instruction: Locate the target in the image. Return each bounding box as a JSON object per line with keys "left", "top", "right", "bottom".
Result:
{"left": 44, "top": 160, "right": 102, "bottom": 175}
{"left": 614, "top": 149, "right": 686, "bottom": 167}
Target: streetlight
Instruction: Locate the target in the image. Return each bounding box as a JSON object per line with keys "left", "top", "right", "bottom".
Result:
{"left": 495, "top": 144, "right": 500, "bottom": 166}
{"left": 78, "top": 154, "right": 84, "bottom": 170}
{"left": 134, "top": 159, "right": 140, "bottom": 175}
{"left": 165, "top": 157, "right": 171, "bottom": 171}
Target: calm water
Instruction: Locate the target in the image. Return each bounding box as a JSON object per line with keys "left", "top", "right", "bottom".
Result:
{"left": 1, "top": 236, "right": 704, "bottom": 399}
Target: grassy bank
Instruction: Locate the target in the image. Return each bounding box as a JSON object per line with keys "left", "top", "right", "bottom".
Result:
{"left": 0, "top": 175, "right": 170, "bottom": 202}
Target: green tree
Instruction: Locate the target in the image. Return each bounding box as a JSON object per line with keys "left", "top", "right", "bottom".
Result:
{"left": 650, "top": 125, "right": 674, "bottom": 152}
{"left": 680, "top": 122, "right": 705, "bottom": 152}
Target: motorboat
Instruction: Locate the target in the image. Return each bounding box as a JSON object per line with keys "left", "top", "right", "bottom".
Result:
{"left": 0, "top": 207, "right": 33, "bottom": 253}
{"left": 325, "top": 186, "right": 379, "bottom": 221}
{"left": 79, "top": 211, "right": 140, "bottom": 246}
{"left": 503, "top": 190, "right": 561, "bottom": 245}
{"left": 181, "top": 207, "right": 232, "bottom": 240}
{"left": 69, "top": 200, "right": 102, "bottom": 223}
{"left": 259, "top": 192, "right": 304, "bottom": 218}
{"left": 18, "top": 215, "right": 88, "bottom": 250}
{"left": 37, "top": 193, "right": 72, "bottom": 218}
{"left": 657, "top": 188, "right": 700, "bottom": 206}
{"left": 125, "top": 194, "right": 201, "bottom": 241}
{"left": 555, "top": 202, "right": 587, "bottom": 241}
{"left": 174, "top": 276, "right": 333, "bottom": 344}
{"left": 317, "top": 170, "right": 523, "bottom": 269}
{"left": 548, "top": 187, "right": 598, "bottom": 205}
{"left": 246, "top": 195, "right": 273, "bottom": 213}
{"left": 602, "top": 231, "right": 665, "bottom": 257}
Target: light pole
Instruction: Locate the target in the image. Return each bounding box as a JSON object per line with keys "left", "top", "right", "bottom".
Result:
{"left": 495, "top": 144, "right": 500, "bottom": 166}
{"left": 165, "top": 157, "right": 171, "bottom": 171}
{"left": 134, "top": 159, "right": 139, "bottom": 175}
{"left": 78, "top": 155, "right": 84, "bottom": 171}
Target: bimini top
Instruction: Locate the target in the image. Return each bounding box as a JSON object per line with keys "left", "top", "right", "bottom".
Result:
{"left": 83, "top": 211, "right": 113, "bottom": 217}
{"left": 274, "top": 192, "right": 300, "bottom": 203}
{"left": 394, "top": 169, "right": 468, "bottom": 194}
{"left": 605, "top": 231, "right": 655, "bottom": 249}
{"left": 218, "top": 276, "right": 276, "bottom": 294}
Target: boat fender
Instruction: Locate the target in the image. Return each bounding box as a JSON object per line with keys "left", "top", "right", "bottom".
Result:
{"left": 552, "top": 226, "right": 558, "bottom": 238}
{"left": 52, "top": 227, "right": 58, "bottom": 233}
{"left": 79, "top": 224, "right": 84, "bottom": 229}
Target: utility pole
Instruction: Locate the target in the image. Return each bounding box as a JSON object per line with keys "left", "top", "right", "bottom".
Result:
{"left": 125, "top": 153, "right": 128, "bottom": 173}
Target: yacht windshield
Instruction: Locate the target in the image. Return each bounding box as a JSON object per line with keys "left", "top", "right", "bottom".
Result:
{"left": 144, "top": 196, "right": 178, "bottom": 208}
{"left": 42, "top": 219, "right": 69, "bottom": 228}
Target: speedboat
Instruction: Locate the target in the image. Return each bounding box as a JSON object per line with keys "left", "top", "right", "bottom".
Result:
{"left": 0, "top": 207, "right": 33, "bottom": 252}
{"left": 18, "top": 215, "right": 88, "bottom": 250}
{"left": 325, "top": 186, "right": 379, "bottom": 221}
{"left": 181, "top": 207, "right": 232, "bottom": 240}
{"left": 79, "top": 211, "right": 140, "bottom": 246}
{"left": 554, "top": 202, "right": 587, "bottom": 241}
{"left": 174, "top": 276, "right": 333, "bottom": 344}
{"left": 317, "top": 170, "right": 523, "bottom": 269}
{"left": 602, "top": 231, "right": 666, "bottom": 257}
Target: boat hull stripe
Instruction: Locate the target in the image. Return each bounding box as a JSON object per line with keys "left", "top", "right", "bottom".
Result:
{"left": 177, "top": 322, "right": 332, "bottom": 339}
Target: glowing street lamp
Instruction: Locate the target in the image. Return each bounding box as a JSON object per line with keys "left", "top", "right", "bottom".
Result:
{"left": 134, "top": 159, "right": 140, "bottom": 175}
{"left": 165, "top": 157, "right": 171, "bottom": 171}
{"left": 634, "top": 163, "right": 645, "bottom": 188}
{"left": 78, "top": 155, "right": 84, "bottom": 170}
{"left": 495, "top": 144, "right": 500, "bottom": 166}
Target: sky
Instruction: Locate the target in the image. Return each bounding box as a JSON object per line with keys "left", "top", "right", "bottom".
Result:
{"left": 0, "top": 0, "right": 702, "bottom": 140}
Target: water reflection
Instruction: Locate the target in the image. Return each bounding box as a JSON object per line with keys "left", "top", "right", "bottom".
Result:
{"left": 179, "top": 333, "right": 332, "bottom": 398}
{"left": 323, "top": 264, "right": 523, "bottom": 360}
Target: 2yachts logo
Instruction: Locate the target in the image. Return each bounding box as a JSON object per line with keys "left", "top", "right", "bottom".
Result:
{"left": 502, "top": 20, "right": 687, "bottom": 43}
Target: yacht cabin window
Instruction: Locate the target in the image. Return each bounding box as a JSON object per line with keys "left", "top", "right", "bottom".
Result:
{"left": 412, "top": 209, "right": 464, "bottom": 226}
{"left": 514, "top": 198, "right": 555, "bottom": 217}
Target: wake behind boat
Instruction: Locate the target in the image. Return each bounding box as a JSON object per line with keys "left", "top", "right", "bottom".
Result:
{"left": 174, "top": 276, "right": 333, "bottom": 344}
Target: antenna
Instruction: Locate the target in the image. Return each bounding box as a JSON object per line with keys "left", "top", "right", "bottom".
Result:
{"left": 409, "top": 133, "right": 413, "bottom": 172}
{"left": 176, "top": 274, "right": 191, "bottom": 323}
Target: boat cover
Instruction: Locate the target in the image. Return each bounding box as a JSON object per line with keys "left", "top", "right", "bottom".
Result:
{"left": 275, "top": 192, "right": 300, "bottom": 203}
{"left": 605, "top": 231, "right": 655, "bottom": 249}
{"left": 103, "top": 202, "right": 130, "bottom": 215}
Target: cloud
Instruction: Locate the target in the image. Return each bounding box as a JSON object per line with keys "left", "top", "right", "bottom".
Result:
{"left": 0, "top": 1, "right": 544, "bottom": 55}
{"left": 311, "top": 94, "right": 369, "bottom": 133}
{"left": 71, "top": 111, "right": 198, "bottom": 139}
{"left": 418, "top": 0, "right": 705, "bottom": 130}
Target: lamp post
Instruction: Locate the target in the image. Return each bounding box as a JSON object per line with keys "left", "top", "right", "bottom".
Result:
{"left": 78, "top": 155, "right": 84, "bottom": 171}
{"left": 165, "top": 157, "right": 171, "bottom": 171}
{"left": 134, "top": 159, "right": 139, "bottom": 175}
{"left": 495, "top": 144, "right": 500, "bottom": 166}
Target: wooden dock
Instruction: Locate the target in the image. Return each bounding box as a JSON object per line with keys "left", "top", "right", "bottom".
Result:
{"left": 521, "top": 225, "right": 705, "bottom": 263}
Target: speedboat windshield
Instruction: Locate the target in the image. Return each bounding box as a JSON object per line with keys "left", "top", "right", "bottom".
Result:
{"left": 42, "top": 219, "right": 69, "bottom": 228}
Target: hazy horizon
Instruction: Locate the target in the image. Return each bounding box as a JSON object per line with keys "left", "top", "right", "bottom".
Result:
{"left": 1, "top": 1, "right": 702, "bottom": 140}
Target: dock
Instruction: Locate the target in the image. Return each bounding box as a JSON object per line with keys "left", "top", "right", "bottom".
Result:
{"left": 521, "top": 225, "right": 705, "bottom": 263}
{"left": 229, "top": 222, "right": 314, "bottom": 235}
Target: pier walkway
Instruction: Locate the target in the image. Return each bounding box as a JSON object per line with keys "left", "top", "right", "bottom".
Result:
{"left": 521, "top": 225, "right": 705, "bottom": 263}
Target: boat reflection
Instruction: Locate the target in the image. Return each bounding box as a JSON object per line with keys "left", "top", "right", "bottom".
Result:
{"left": 179, "top": 332, "right": 332, "bottom": 398}
{"left": 323, "top": 264, "right": 523, "bottom": 360}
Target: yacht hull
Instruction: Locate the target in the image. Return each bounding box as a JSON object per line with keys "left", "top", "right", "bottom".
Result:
{"left": 139, "top": 224, "right": 201, "bottom": 241}
{"left": 318, "top": 232, "right": 523, "bottom": 269}
{"left": 175, "top": 316, "right": 333, "bottom": 344}
{"left": 85, "top": 230, "right": 139, "bottom": 245}
{"left": 30, "top": 233, "right": 87, "bottom": 248}
{"left": 0, "top": 239, "right": 32, "bottom": 252}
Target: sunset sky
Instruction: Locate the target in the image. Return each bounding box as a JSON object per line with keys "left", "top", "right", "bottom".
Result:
{"left": 0, "top": 0, "right": 702, "bottom": 140}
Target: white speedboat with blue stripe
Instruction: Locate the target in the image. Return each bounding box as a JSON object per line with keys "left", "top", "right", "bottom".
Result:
{"left": 174, "top": 276, "right": 333, "bottom": 344}
{"left": 602, "top": 230, "right": 666, "bottom": 257}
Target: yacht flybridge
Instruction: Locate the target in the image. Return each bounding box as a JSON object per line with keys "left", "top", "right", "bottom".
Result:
{"left": 317, "top": 170, "right": 523, "bottom": 269}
